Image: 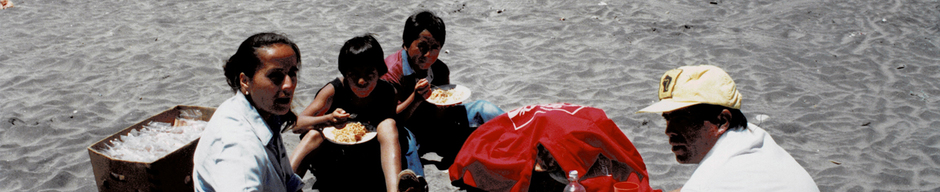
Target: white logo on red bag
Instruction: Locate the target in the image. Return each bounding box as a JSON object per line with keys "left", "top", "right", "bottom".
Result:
{"left": 507, "top": 103, "right": 585, "bottom": 130}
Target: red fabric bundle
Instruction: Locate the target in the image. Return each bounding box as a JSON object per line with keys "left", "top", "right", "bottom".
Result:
{"left": 449, "top": 103, "right": 653, "bottom": 192}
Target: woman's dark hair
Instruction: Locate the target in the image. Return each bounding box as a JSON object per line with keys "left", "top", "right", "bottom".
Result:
{"left": 402, "top": 11, "right": 445, "bottom": 48}
{"left": 686, "top": 104, "right": 748, "bottom": 131}
{"left": 338, "top": 34, "right": 388, "bottom": 76}
{"left": 223, "top": 32, "right": 301, "bottom": 93}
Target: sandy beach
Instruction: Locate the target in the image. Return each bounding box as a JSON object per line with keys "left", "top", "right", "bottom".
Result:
{"left": 2, "top": 0, "right": 939, "bottom": 191}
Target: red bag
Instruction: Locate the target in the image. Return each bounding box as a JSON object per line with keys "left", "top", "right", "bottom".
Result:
{"left": 449, "top": 103, "right": 653, "bottom": 192}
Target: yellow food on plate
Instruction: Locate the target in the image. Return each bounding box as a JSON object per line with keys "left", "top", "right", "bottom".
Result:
{"left": 333, "top": 122, "right": 367, "bottom": 143}
{"left": 428, "top": 88, "right": 466, "bottom": 104}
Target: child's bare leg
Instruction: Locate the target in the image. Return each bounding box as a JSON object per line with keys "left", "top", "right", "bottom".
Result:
{"left": 290, "top": 130, "right": 323, "bottom": 175}
{"left": 377, "top": 118, "right": 402, "bottom": 192}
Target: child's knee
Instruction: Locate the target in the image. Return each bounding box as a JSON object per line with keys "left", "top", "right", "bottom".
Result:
{"left": 473, "top": 100, "right": 504, "bottom": 114}
{"left": 482, "top": 103, "right": 504, "bottom": 115}
{"left": 377, "top": 119, "right": 399, "bottom": 135}
{"left": 302, "top": 131, "right": 324, "bottom": 143}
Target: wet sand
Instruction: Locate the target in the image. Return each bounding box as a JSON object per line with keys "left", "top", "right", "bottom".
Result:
{"left": 1, "top": 0, "right": 939, "bottom": 191}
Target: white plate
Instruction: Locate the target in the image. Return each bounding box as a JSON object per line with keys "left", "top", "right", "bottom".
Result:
{"left": 322, "top": 122, "right": 377, "bottom": 145}
{"left": 424, "top": 84, "right": 472, "bottom": 106}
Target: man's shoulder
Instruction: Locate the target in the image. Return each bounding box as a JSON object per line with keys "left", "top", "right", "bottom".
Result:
{"left": 684, "top": 162, "right": 817, "bottom": 191}
{"left": 684, "top": 123, "right": 818, "bottom": 192}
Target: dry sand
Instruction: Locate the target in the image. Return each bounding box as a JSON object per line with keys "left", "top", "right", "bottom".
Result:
{"left": 2, "top": 0, "right": 939, "bottom": 191}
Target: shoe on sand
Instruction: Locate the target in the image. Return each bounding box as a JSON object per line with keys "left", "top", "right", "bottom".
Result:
{"left": 398, "top": 169, "right": 427, "bottom": 192}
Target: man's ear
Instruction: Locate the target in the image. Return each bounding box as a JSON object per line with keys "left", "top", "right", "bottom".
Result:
{"left": 716, "top": 109, "right": 732, "bottom": 135}
{"left": 239, "top": 73, "right": 250, "bottom": 94}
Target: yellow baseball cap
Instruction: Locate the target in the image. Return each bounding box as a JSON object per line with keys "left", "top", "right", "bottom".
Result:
{"left": 637, "top": 65, "right": 742, "bottom": 113}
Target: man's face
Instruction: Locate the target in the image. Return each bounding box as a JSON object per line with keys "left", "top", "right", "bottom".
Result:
{"left": 662, "top": 107, "right": 723, "bottom": 164}
{"left": 405, "top": 29, "right": 441, "bottom": 71}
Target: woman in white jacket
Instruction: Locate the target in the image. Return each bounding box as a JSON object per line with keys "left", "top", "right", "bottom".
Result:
{"left": 192, "top": 32, "right": 304, "bottom": 192}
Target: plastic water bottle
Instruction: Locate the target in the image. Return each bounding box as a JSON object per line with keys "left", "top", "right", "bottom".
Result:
{"left": 562, "top": 170, "right": 586, "bottom": 192}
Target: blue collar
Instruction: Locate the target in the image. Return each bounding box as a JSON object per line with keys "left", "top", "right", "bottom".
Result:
{"left": 402, "top": 50, "right": 415, "bottom": 76}
{"left": 401, "top": 50, "right": 434, "bottom": 82}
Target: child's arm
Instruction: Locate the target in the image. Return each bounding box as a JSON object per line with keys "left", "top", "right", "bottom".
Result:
{"left": 293, "top": 84, "right": 350, "bottom": 133}
{"left": 396, "top": 78, "right": 430, "bottom": 121}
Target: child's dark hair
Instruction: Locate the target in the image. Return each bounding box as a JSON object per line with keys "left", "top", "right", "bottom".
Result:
{"left": 223, "top": 32, "right": 301, "bottom": 93}
{"left": 338, "top": 34, "right": 388, "bottom": 76}
{"left": 402, "top": 11, "right": 445, "bottom": 48}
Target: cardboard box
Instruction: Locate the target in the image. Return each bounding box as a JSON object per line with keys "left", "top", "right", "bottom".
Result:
{"left": 87, "top": 105, "right": 216, "bottom": 192}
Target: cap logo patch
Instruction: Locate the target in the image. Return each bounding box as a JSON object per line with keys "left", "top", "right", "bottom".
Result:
{"left": 659, "top": 69, "right": 682, "bottom": 100}
{"left": 662, "top": 76, "right": 672, "bottom": 92}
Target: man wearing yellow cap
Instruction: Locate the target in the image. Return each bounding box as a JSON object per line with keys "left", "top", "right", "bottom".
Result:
{"left": 638, "top": 65, "right": 819, "bottom": 192}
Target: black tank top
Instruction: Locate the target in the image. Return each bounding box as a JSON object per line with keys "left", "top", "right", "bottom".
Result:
{"left": 322, "top": 78, "right": 397, "bottom": 126}
{"left": 308, "top": 78, "right": 397, "bottom": 191}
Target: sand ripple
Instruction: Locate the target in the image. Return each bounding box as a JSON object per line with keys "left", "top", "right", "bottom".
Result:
{"left": 1, "top": 0, "right": 938, "bottom": 191}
